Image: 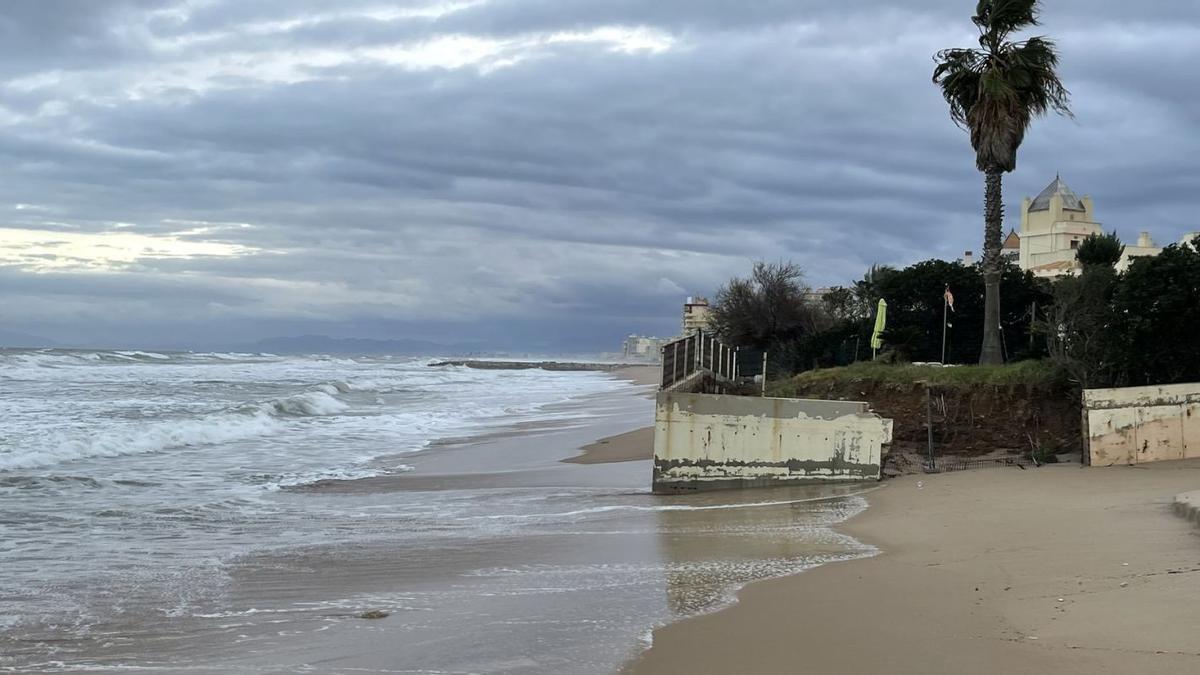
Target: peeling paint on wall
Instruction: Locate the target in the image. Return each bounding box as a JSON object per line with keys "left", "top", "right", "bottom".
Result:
{"left": 1082, "top": 383, "right": 1200, "bottom": 466}
{"left": 652, "top": 392, "right": 892, "bottom": 493}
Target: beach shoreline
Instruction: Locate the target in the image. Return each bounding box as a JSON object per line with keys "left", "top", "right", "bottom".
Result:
{"left": 560, "top": 365, "right": 657, "bottom": 465}
{"left": 624, "top": 460, "right": 1200, "bottom": 674}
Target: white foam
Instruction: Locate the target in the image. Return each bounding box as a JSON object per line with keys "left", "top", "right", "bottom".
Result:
{"left": 470, "top": 490, "right": 880, "bottom": 520}
{"left": 260, "top": 465, "right": 412, "bottom": 491}
{"left": 114, "top": 351, "right": 171, "bottom": 360}
{"left": 257, "top": 391, "right": 349, "bottom": 417}
{"left": 0, "top": 411, "right": 284, "bottom": 472}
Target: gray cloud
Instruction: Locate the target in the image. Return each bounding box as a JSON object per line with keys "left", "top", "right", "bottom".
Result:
{"left": 1, "top": 0, "right": 1197, "bottom": 350}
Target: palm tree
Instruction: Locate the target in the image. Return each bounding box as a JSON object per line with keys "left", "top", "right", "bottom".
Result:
{"left": 933, "top": 0, "right": 1071, "bottom": 364}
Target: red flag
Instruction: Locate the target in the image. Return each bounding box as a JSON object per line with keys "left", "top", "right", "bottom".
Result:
{"left": 944, "top": 286, "right": 955, "bottom": 312}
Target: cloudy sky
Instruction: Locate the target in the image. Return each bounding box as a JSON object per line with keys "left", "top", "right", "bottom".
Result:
{"left": 1, "top": 1, "right": 1197, "bottom": 351}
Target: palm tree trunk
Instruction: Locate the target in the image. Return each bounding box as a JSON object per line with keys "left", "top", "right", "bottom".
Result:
{"left": 980, "top": 169, "right": 1005, "bottom": 365}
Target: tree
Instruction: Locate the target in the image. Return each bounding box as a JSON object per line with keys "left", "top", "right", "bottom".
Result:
{"left": 874, "top": 259, "right": 1049, "bottom": 364}
{"left": 1109, "top": 239, "right": 1200, "bottom": 386}
{"left": 1076, "top": 231, "right": 1124, "bottom": 269}
{"left": 1042, "top": 264, "right": 1119, "bottom": 388}
{"left": 709, "top": 261, "right": 817, "bottom": 352}
{"left": 933, "top": 0, "right": 1071, "bottom": 364}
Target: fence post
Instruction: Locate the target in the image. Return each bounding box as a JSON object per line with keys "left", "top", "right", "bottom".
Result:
{"left": 760, "top": 352, "right": 768, "bottom": 397}
{"left": 733, "top": 349, "right": 739, "bottom": 380}
{"left": 672, "top": 342, "right": 679, "bottom": 387}
{"left": 925, "top": 385, "right": 936, "bottom": 471}
{"left": 660, "top": 345, "right": 667, "bottom": 388}
{"left": 684, "top": 337, "right": 690, "bottom": 376}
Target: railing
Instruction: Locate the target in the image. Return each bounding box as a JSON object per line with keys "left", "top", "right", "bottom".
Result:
{"left": 660, "top": 331, "right": 739, "bottom": 390}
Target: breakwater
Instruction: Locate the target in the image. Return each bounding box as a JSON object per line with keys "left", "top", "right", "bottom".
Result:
{"left": 430, "top": 360, "right": 645, "bottom": 372}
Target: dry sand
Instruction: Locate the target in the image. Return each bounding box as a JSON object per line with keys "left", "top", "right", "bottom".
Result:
{"left": 564, "top": 426, "right": 654, "bottom": 464}
{"left": 562, "top": 365, "right": 658, "bottom": 465}
{"left": 612, "top": 365, "right": 661, "bottom": 387}
{"left": 626, "top": 460, "right": 1200, "bottom": 675}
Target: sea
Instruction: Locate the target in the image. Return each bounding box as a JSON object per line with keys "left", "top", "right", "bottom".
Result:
{"left": 0, "top": 349, "right": 874, "bottom": 673}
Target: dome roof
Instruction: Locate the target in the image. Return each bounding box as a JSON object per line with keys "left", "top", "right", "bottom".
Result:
{"left": 1029, "top": 176, "right": 1085, "bottom": 212}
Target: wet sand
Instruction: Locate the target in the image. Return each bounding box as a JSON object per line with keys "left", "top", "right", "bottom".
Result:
{"left": 626, "top": 460, "right": 1200, "bottom": 675}
{"left": 564, "top": 426, "right": 654, "bottom": 465}
{"left": 213, "top": 375, "right": 876, "bottom": 674}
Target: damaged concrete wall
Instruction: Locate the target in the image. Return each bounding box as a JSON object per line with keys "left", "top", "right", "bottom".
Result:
{"left": 1083, "top": 383, "right": 1200, "bottom": 466}
{"left": 652, "top": 392, "right": 893, "bottom": 493}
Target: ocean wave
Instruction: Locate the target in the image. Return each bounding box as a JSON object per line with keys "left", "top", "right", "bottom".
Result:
{"left": 0, "top": 390, "right": 352, "bottom": 472}
{"left": 114, "top": 350, "right": 171, "bottom": 361}
{"left": 259, "top": 464, "right": 413, "bottom": 491}
{"left": 0, "top": 412, "right": 284, "bottom": 472}
{"left": 252, "top": 391, "right": 349, "bottom": 417}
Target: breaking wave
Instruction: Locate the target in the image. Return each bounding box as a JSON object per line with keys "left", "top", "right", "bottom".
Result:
{"left": 0, "top": 390, "right": 351, "bottom": 472}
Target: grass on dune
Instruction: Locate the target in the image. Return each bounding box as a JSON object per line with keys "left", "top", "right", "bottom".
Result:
{"left": 767, "top": 360, "right": 1067, "bottom": 397}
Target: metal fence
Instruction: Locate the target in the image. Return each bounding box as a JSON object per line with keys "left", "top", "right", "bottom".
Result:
{"left": 922, "top": 456, "right": 1035, "bottom": 474}
{"left": 660, "top": 331, "right": 740, "bottom": 390}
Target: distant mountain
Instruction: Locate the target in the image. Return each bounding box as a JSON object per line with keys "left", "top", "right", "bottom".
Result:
{"left": 242, "top": 335, "right": 485, "bottom": 356}
{"left": 0, "top": 330, "right": 57, "bottom": 348}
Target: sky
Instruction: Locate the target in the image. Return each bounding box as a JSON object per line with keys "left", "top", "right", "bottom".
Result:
{"left": 1, "top": 1, "right": 1197, "bottom": 351}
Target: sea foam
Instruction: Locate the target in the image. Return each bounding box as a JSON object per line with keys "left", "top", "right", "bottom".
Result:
{"left": 0, "top": 389, "right": 350, "bottom": 472}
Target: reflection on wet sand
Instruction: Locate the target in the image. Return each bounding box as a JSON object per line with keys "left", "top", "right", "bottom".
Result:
{"left": 652, "top": 484, "right": 877, "bottom": 617}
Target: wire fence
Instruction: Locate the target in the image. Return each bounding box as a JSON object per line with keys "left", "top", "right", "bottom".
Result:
{"left": 923, "top": 455, "right": 1035, "bottom": 474}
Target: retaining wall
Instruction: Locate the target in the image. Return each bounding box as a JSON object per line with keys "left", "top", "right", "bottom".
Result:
{"left": 1083, "top": 383, "right": 1200, "bottom": 466}
{"left": 652, "top": 392, "right": 892, "bottom": 493}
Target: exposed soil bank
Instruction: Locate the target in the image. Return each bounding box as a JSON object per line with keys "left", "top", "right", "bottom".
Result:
{"left": 782, "top": 377, "right": 1080, "bottom": 461}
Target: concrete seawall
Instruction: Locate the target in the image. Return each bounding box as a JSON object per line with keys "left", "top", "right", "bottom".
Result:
{"left": 1083, "top": 383, "right": 1200, "bottom": 466}
{"left": 652, "top": 392, "right": 892, "bottom": 494}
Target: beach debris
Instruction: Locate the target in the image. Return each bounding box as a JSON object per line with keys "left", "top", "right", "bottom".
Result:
{"left": 359, "top": 610, "right": 390, "bottom": 620}
{"left": 1057, "top": 598, "right": 1064, "bottom": 602}
{"left": 917, "top": 481, "right": 924, "bottom": 490}
{"left": 1122, "top": 562, "right": 1130, "bottom": 566}
{"left": 1120, "top": 582, "right": 1128, "bottom": 588}
{"left": 1027, "top": 636, "right": 1039, "bottom": 640}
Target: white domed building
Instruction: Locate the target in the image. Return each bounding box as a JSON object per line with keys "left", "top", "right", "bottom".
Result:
{"left": 1013, "top": 176, "right": 1165, "bottom": 278}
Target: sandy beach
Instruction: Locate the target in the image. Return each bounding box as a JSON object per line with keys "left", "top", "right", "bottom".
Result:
{"left": 563, "top": 366, "right": 656, "bottom": 465}
{"left": 626, "top": 460, "right": 1200, "bottom": 674}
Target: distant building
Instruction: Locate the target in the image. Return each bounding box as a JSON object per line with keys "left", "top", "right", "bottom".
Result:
{"left": 805, "top": 287, "right": 834, "bottom": 305}
{"left": 681, "top": 296, "right": 712, "bottom": 335}
{"left": 622, "top": 335, "right": 666, "bottom": 361}
{"left": 1002, "top": 231, "right": 1020, "bottom": 261}
{"left": 1016, "top": 175, "right": 1167, "bottom": 278}
{"left": 1122, "top": 231, "right": 1164, "bottom": 271}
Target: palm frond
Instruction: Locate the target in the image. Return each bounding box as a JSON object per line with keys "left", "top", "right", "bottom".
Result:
{"left": 1010, "top": 37, "right": 1072, "bottom": 117}
{"left": 933, "top": 48, "right": 984, "bottom": 128}
{"left": 973, "top": 0, "right": 1040, "bottom": 35}
{"left": 934, "top": 0, "right": 1069, "bottom": 173}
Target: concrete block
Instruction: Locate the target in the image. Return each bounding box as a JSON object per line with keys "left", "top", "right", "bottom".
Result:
{"left": 651, "top": 392, "right": 891, "bottom": 493}
{"left": 1084, "top": 383, "right": 1200, "bottom": 466}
